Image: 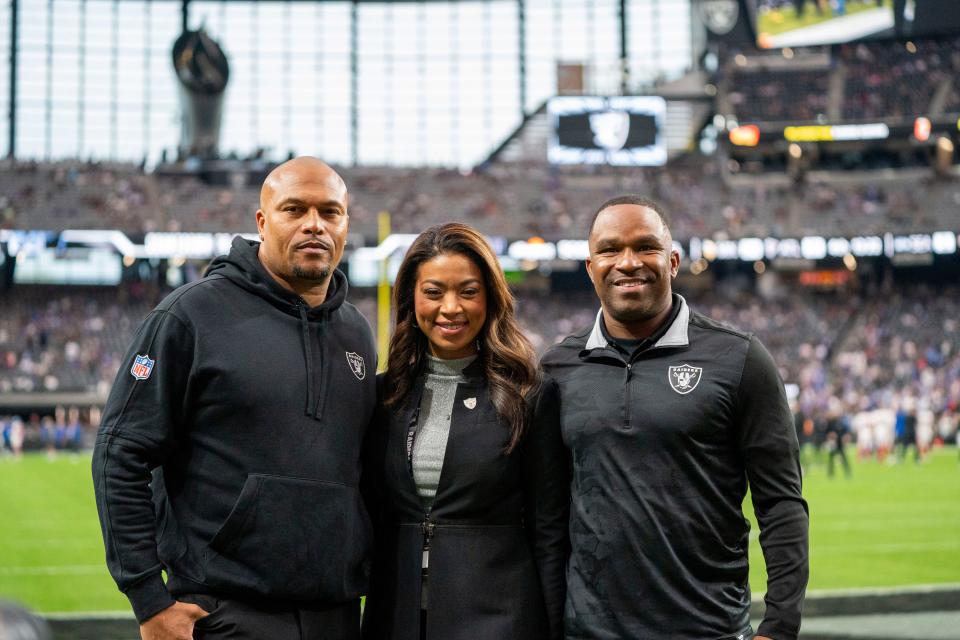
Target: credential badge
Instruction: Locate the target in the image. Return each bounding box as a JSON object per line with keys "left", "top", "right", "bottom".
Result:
{"left": 130, "top": 354, "right": 155, "bottom": 381}
{"left": 668, "top": 364, "right": 703, "bottom": 395}
{"left": 345, "top": 352, "right": 366, "bottom": 381}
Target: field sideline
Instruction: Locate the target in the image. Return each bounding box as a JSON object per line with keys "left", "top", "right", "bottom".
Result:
{"left": 1, "top": 448, "right": 958, "bottom": 614}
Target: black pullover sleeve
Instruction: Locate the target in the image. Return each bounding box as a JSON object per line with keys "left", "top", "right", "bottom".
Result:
{"left": 522, "top": 378, "right": 572, "bottom": 640}
{"left": 91, "top": 309, "right": 195, "bottom": 623}
{"left": 735, "top": 336, "right": 810, "bottom": 640}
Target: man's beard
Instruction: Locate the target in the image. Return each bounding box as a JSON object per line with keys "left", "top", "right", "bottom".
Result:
{"left": 292, "top": 264, "right": 331, "bottom": 282}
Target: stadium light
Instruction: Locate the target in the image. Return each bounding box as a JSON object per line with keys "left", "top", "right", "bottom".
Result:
{"left": 556, "top": 239, "right": 590, "bottom": 261}
{"left": 729, "top": 125, "right": 760, "bottom": 147}
{"left": 737, "top": 237, "right": 764, "bottom": 262}
{"left": 850, "top": 236, "right": 884, "bottom": 257}
{"left": 508, "top": 239, "right": 557, "bottom": 262}
{"left": 828, "top": 238, "right": 851, "bottom": 258}
{"left": 801, "top": 237, "right": 827, "bottom": 261}
{"left": 931, "top": 231, "right": 958, "bottom": 255}
{"left": 700, "top": 239, "right": 717, "bottom": 261}
{"left": 936, "top": 136, "right": 955, "bottom": 170}
{"left": 716, "top": 240, "right": 739, "bottom": 261}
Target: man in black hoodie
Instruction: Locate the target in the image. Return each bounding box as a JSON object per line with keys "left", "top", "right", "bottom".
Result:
{"left": 93, "top": 157, "right": 377, "bottom": 639}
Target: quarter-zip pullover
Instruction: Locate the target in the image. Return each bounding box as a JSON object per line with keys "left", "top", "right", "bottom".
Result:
{"left": 542, "top": 294, "right": 809, "bottom": 640}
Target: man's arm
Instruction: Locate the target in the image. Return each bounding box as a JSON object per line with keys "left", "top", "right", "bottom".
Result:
{"left": 92, "top": 309, "right": 194, "bottom": 623}
{"left": 522, "top": 377, "right": 571, "bottom": 640}
{"left": 735, "top": 336, "right": 810, "bottom": 640}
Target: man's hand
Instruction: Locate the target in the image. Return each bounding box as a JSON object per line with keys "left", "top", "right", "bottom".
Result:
{"left": 139, "top": 601, "right": 209, "bottom": 640}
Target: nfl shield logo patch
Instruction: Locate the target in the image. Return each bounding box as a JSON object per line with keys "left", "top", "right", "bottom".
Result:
{"left": 130, "top": 354, "right": 155, "bottom": 381}
{"left": 668, "top": 364, "right": 702, "bottom": 395}
{"left": 346, "top": 352, "right": 366, "bottom": 381}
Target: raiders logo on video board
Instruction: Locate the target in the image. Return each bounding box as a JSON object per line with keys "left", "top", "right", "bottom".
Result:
{"left": 698, "top": 0, "right": 739, "bottom": 36}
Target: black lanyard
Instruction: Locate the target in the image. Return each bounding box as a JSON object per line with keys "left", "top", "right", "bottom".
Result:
{"left": 405, "top": 382, "right": 427, "bottom": 475}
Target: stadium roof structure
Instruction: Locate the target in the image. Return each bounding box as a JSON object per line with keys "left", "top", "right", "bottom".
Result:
{"left": 2, "top": 0, "right": 697, "bottom": 169}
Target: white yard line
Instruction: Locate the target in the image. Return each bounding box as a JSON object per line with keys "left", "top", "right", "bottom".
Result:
{"left": 0, "top": 564, "right": 105, "bottom": 576}
{"left": 43, "top": 611, "right": 135, "bottom": 619}
{"left": 5, "top": 538, "right": 100, "bottom": 548}
{"left": 810, "top": 540, "right": 960, "bottom": 554}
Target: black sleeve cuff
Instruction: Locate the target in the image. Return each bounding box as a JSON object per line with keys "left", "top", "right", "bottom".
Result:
{"left": 124, "top": 573, "right": 175, "bottom": 623}
{"left": 757, "top": 615, "right": 800, "bottom": 640}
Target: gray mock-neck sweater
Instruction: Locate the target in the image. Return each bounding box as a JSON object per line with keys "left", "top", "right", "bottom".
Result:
{"left": 413, "top": 354, "right": 477, "bottom": 511}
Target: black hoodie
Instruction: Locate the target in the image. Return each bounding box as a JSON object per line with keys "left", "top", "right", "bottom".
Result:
{"left": 93, "top": 237, "right": 377, "bottom": 622}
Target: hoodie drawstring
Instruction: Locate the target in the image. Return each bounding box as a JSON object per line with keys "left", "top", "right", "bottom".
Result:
{"left": 298, "top": 302, "right": 316, "bottom": 417}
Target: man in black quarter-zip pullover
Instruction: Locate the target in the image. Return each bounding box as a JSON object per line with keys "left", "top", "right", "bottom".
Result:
{"left": 541, "top": 196, "right": 809, "bottom": 640}
{"left": 93, "top": 157, "right": 376, "bottom": 640}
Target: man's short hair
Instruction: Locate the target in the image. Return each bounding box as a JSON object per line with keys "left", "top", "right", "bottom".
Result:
{"left": 588, "top": 195, "right": 670, "bottom": 239}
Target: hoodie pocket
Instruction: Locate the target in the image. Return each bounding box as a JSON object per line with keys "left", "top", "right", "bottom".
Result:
{"left": 205, "top": 473, "right": 372, "bottom": 601}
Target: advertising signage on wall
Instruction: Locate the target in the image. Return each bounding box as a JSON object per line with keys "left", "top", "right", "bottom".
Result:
{"left": 3, "top": 229, "right": 958, "bottom": 288}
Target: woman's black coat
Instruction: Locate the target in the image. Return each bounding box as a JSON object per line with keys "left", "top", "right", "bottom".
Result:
{"left": 361, "top": 365, "right": 569, "bottom": 640}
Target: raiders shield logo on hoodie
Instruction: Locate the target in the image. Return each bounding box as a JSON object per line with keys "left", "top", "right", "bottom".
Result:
{"left": 345, "top": 352, "right": 365, "bottom": 381}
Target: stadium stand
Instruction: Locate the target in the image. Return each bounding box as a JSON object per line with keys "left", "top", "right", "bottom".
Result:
{"left": 3, "top": 161, "right": 958, "bottom": 241}
{"left": 0, "top": 286, "right": 156, "bottom": 395}
{"left": 727, "top": 68, "right": 831, "bottom": 123}
{"left": 722, "top": 36, "right": 960, "bottom": 125}
{"left": 4, "top": 284, "right": 957, "bottom": 454}
{"left": 839, "top": 39, "right": 960, "bottom": 121}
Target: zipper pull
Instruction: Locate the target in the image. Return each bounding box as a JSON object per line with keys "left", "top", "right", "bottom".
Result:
{"left": 421, "top": 520, "right": 436, "bottom": 543}
{"left": 421, "top": 520, "right": 436, "bottom": 569}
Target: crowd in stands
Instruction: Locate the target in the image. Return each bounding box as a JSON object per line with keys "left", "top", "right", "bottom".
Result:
{"left": 724, "top": 36, "right": 960, "bottom": 124}
{"left": 0, "top": 285, "right": 156, "bottom": 396}
{"left": 839, "top": 38, "right": 960, "bottom": 121}
{"left": 0, "top": 161, "right": 155, "bottom": 233}
{"left": 3, "top": 283, "right": 958, "bottom": 458}
{"left": 2, "top": 160, "right": 957, "bottom": 243}
{"left": 725, "top": 68, "right": 830, "bottom": 123}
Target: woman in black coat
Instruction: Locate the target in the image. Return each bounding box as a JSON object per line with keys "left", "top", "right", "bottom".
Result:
{"left": 362, "top": 223, "right": 569, "bottom": 640}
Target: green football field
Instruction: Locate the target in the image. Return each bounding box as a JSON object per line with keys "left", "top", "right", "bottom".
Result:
{"left": 757, "top": 0, "right": 891, "bottom": 38}
{"left": 1, "top": 448, "right": 958, "bottom": 614}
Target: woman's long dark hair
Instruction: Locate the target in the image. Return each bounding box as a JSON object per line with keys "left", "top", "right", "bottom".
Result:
{"left": 383, "top": 223, "right": 539, "bottom": 454}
